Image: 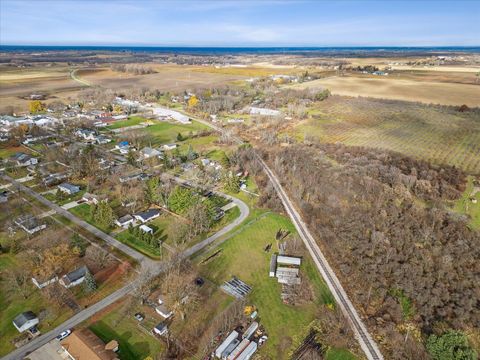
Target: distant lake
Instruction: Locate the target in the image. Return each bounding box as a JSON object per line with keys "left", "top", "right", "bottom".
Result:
{"left": 1, "top": 45, "right": 479, "bottom": 56}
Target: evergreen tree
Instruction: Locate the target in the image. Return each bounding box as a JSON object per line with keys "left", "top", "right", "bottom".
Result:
{"left": 83, "top": 269, "right": 97, "bottom": 293}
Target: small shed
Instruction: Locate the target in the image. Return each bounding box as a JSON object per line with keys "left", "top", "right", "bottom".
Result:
{"left": 153, "top": 323, "right": 168, "bottom": 336}
{"left": 269, "top": 254, "right": 277, "bottom": 277}
{"left": 139, "top": 224, "right": 153, "bottom": 234}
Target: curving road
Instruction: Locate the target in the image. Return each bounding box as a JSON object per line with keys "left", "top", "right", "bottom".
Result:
{"left": 1, "top": 174, "right": 249, "bottom": 360}
{"left": 187, "top": 114, "right": 384, "bottom": 360}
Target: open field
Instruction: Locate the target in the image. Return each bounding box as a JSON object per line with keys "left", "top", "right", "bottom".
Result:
{"left": 291, "top": 75, "right": 480, "bottom": 107}
{"left": 197, "top": 211, "right": 343, "bottom": 359}
{"left": 293, "top": 96, "right": 480, "bottom": 174}
{"left": 77, "top": 64, "right": 248, "bottom": 92}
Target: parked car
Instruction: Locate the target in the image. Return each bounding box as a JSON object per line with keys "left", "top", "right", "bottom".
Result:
{"left": 134, "top": 313, "right": 144, "bottom": 322}
{"left": 56, "top": 329, "right": 71, "bottom": 340}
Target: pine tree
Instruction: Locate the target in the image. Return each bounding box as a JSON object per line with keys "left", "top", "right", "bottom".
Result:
{"left": 83, "top": 269, "right": 97, "bottom": 293}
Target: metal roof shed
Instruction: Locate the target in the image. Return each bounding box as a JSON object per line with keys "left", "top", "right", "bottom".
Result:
{"left": 215, "top": 331, "right": 239, "bottom": 358}
{"left": 277, "top": 255, "right": 302, "bottom": 266}
{"left": 242, "top": 322, "right": 259, "bottom": 340}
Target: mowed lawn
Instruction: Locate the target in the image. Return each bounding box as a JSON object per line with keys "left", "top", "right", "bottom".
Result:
{"left": 145, "top": 119, "right": 208, "bottom": 146}
{"left": 0, "top": 253, "right": 72, "bottom": 356}
{"left": 197, "top": 211, "right": 339, "bottom": 359}
{"left": 89, "top": 304, "right": 163, "bottom": 360}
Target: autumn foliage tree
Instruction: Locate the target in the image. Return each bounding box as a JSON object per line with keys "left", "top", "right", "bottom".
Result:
{"left": 29, "top": 100, "right": 46, "bottom": 114}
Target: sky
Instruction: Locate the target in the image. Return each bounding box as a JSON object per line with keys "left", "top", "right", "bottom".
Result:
{"left": 0, "top": 0, "right": 479, "bottom": 47}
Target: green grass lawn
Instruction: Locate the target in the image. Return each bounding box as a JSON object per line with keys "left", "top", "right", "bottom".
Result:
{"left": 69, "top": 203, "right": 113, "bottom": 234}
{"left": 325, "top": 348, "right": 357, "bottom": 360}
{"left": 453, "top": 176, "right": 480, "bottom": 230}
{"left": 115, "top": 229, "right": 163, "bottom": 260}
{"left": 0, "top": 253, "right": 73, "bottom": 356}
{"left": 106, "top": 116, "right": 145, "bottom": 130}
{"left": 197, "top": 211, "right": 334, "bottom": 358}
{"left": 144, "top": 119, "right": 208, "bottom": 146}
{"left": 89, "top": 304, "right": 163, "bottom": 360}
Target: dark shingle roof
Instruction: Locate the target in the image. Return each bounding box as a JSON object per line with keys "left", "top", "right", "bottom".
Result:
{"left": 13, "top": 311, "right": 37, "bottom": 328}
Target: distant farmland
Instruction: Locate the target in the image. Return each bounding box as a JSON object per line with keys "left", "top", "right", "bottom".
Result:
{"left": 291, "top": 74, "right": 480, "bottom": 107}
{"left": 294, "top": 96, "right": 480, "bottom": 174}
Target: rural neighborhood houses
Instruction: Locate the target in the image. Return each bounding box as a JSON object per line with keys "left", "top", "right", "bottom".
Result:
{"left": 59, "top": 265, "right": 89, "bottom": 288}
{"left": 58, "top": 183, "right": 81, "bottom": 195}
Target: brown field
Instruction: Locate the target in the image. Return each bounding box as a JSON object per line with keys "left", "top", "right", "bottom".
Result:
{"left": 294, "top": 96, "right": 480, "bottom": 174}
{"left": 77, "top": 64, "right": 249, "bottom": 91}
{"left": 292, "top": 75, "right": 480, "bottom": 107}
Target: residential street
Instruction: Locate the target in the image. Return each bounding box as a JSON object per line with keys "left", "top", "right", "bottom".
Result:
{"left": 1, "top": 174, "right": 249, "bottom": 360}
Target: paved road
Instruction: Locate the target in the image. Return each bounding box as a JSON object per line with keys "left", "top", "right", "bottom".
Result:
{"left": 1, "top": 174, "right": 248, "bottom": 360}
{"left": 188, "top": 114, "right": 384, "bottom": 360}
{"left": 3, "top": 174, "right": 148, "bottom": 265}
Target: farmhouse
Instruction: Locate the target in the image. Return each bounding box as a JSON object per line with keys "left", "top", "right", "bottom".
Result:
{"left": 133, "top": 209, "right": 161, "bottom": 223}
{"left": 60, "top": 328, "right": 119, "bottom": 360}
{"left": 13, "top": 311, "right": 39, "bottom": 333}
{"left": 59, "top": 265, "right": 88, "bottom": 288}
{"left": 14, "top": 215, "right": 46, "bottom": 234}
{"left": 58, "top": 183, "right": 81, "bottom": 195}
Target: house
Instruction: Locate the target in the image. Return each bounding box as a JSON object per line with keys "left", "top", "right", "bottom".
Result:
{"left": 0, "top": 115, "right": 32, "bottom": 128}
{"left": 75, "top": 129, "right": 97, "bottom": 141}
{"left": 14, "top": 215, "right": 46, "bottom": 234}
{"left": 153, "top": 323, "right": 168, "bottom": 336}
{"left": 95, "top": 135, "right": 111, "bottom": 144}
{"left": 32, "top": 274, "right": 58, "bottom": 289}
{"left": 140, "top": 147, "right": 162, "bottom": 159}
{"left": 133, "top": 209, "right": 161, "bottom": 223}
{"left": 11, "top": 152, "right": 38, "bottom": 167}
{"left": 115, "top": 214, "right": 135, "bottom": 228}
{"left": 139, "top": 224, "right": 153, "bottom": 234}
{"left": 43, "top": 173, "right": 67, "bottom": 186}
{"left": 60, "top": 328, "right": 119, "bottom": 360}
{"left": 215, "top": 330, "right": 239, "bottom": 358}
{"left": 58, "top": 183, "right": 81, "bottom": 195}
{"left": 82, "top": 193, "right": 103, "bottom": 205}
{"left": 162, "top": 143, "right": 177, "bottom": 151}
{"left": 249, "top": 107, "right": 281, "bottom": 116}
{"left": 13, "top": 311, "right": 39, "bottom": 333}
{"left": 227, "top": 118, "right": 245, "bottom": 123}
{"left": 115, "top": 141, "right": 130, "bottom": 154}
{"left": 59, "top": 265, "right": 88, "bottom": 288}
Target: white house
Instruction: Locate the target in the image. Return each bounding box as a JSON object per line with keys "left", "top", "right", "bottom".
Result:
{"left": 58, "top": 183, "right": 81, "bottom": 195}
{"left": 155, "top": 304, "right": 173, "bottom": 319}
{"left": 59, "top": 266, "right": 88, "bottom": 288}
{"left": 13, "top": 311, "right": 39, "bottom": 333}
